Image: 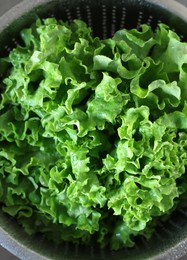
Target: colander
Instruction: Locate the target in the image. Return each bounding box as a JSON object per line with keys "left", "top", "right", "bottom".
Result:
{"left": 1, "top": 0, "right": 187, "bottom": 259}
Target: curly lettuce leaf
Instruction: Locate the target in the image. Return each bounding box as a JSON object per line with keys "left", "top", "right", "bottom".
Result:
{"left": 0, "top": 19, "right": 187, "bottom": 251}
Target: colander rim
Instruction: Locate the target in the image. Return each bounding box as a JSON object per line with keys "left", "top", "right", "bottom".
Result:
{"left": 1, "top": 0, "right": 187, "bottom": 34}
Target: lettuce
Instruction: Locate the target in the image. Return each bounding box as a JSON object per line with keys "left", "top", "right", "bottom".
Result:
{"left": 0, "top": 19, "right": 187, "bottom": 250}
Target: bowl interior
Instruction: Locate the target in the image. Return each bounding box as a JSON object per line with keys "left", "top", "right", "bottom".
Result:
{"left": 1, "top": 0, "right": 187, "bottom": 259}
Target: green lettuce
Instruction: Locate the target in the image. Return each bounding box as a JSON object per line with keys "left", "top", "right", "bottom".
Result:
{"left": 0, "top": 18, "right": 187, "bottom": 250}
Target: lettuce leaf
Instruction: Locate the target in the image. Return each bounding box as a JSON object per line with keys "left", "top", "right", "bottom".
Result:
{"left": 0, "top": 18, "right": 187, "bottom": 250}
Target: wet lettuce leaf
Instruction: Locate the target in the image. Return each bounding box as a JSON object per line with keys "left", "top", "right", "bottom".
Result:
{"left": 0, "top": 18, "right": 187, "bottom": 250}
